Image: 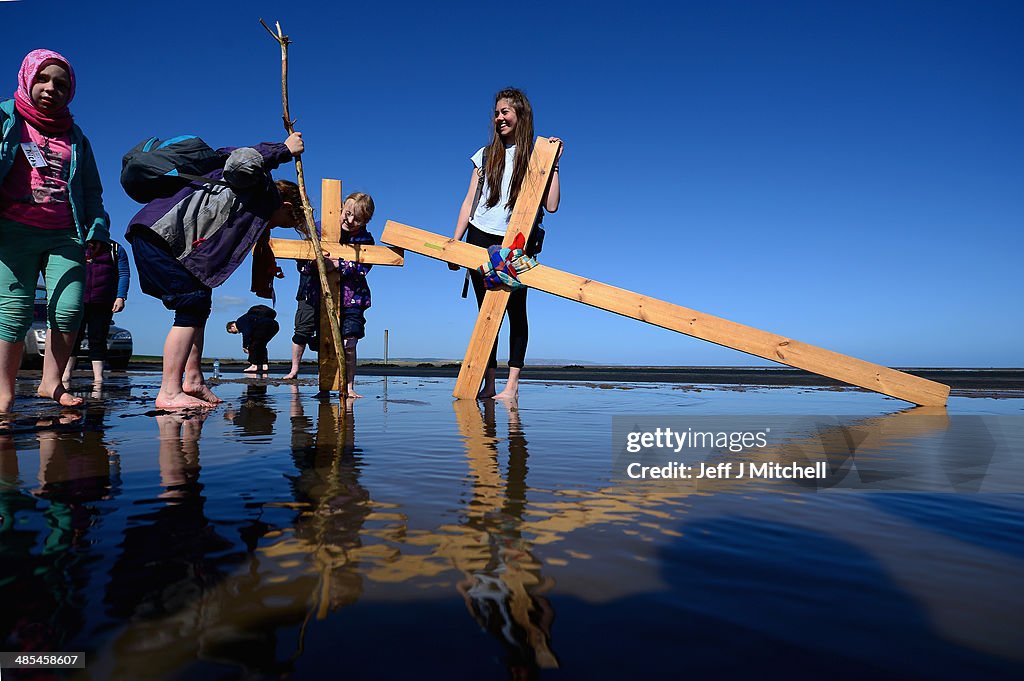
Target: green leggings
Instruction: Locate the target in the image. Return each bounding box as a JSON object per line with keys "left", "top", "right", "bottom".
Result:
{"left": 0, "top": 218, "right": 85, "bottom": 343}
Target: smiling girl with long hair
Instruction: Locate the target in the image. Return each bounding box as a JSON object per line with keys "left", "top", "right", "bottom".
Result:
{"left": 451, "top": 88, "right": 563, "bottom": 401}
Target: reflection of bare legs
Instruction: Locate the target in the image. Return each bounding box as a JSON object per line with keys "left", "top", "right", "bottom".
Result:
{"left": 38, "top": 330, "right": 83, "bottom": 407}
{"left": 0, "top": 434, "right": 18, "bottom": 485}
{"left": 495, "top": 395, "right": 519, "bottom": 425}
{"left": 290, "top": 383, "right": 303, "bottom": 417}
{"left": 156, "top": 413, "right": 205, "bottom": 498}
{"left": 35, "top": 427, "right": 73, "bottom": 488}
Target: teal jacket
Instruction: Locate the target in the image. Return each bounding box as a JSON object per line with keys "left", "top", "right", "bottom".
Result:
{"left": 0, "top": 99, "right": 110, "bottom": 243}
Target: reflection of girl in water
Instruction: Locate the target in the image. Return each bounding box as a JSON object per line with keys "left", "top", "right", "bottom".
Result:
{"left": 1, "top": 412, "right": 115, "bottom": 663}
{"left": 459, "top": 568, "right": 557, "bottom": 679}
{"left": 455, "top": 399, "right": 558, "bottom": 677}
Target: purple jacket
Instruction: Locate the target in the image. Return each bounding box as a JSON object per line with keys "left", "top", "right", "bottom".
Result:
{"left": 125, "top": 143, "right": 292, "bottom": 288}
{"left": 83, "top": 240, "right": 130, "bottom": 305}
{"left": 299, "top": 226, "right": 375, "bottom": 310}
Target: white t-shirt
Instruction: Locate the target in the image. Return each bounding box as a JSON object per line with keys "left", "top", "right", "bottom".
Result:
{"left": 469, "top": 144, "right": 516, "bottom": 236}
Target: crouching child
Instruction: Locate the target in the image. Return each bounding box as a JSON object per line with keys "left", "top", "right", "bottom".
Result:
{"left": 227, "top": 304, "right": 280, "bottom": 373}
{"left": 126, "top": 133, "right": 304, "bottom": 408}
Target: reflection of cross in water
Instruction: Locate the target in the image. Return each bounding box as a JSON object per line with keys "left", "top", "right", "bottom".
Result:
{"left": 453, "top": 400, "right": 559, "bottom": 670}
{"left": 269, "top": 179, "right": 405, "bottom": 392}
{"left": 381, "top": 138, "right": 950, "bottom": 406}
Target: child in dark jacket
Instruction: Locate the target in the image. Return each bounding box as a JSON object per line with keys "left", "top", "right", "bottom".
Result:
{"left": 227, "top": 304, "right": 280, "bottom": 373}
{"left": 62, "top": 239, "right": 130, "bottom": 384}
{"left": 126, "top": 132, "right": 304, "bottom": 409}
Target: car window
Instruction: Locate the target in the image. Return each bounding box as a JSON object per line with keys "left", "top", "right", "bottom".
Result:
{"left": 33, "top": 288, "right": 47, "bottom": 322}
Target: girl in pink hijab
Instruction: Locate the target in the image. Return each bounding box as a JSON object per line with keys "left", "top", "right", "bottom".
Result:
{"left": 0, "top": 49, "right": 110, "bottom": 413}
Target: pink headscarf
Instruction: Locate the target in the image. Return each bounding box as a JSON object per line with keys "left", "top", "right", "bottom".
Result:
{"left": 13, "top": 49, "right": 76, "bottom": 135}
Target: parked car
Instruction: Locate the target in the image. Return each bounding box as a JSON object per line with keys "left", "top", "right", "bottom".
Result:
{"left": 21, "top": 286, "right": 133, "bottom": 370}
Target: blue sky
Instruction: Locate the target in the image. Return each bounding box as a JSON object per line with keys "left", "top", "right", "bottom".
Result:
{"left": 4, "top": 0, "right": 1021, "bottom": 366}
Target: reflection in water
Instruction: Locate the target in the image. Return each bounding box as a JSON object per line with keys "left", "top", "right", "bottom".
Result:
{"left": 103, "top": 411, "right": 246, "bottom": 676}
{"left": 92, "top": 391, "right": 372, "bottom": 678}
{"left": 98, "top": 410, "right": 303, "bottom": 678}
{"left": 8, "top": 377, "right": 1010, "bottom": 680}
{"left": 453, "top": 399, "right": 559, "bottom": 675}
{"left": 266, "top": 390, "right": 369, "bottom": 621}
{"left": 223, "top": 383, "right": 277, "bottom": 436}
{"left": 0, "top": 403, "right": 117, "bottom": 663}
{"left": 681, "top": 406, "right": 954, "bottom": 494}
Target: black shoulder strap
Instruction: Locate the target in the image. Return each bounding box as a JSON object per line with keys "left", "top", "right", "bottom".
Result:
{"left": 471, "top": 149, "right": 487, "bottom": 215}
{"left": 174, "top": 171, "right": 232, "bottom": 188}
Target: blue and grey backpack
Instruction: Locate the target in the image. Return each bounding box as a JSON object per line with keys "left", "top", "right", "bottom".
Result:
{"left": 120, "top": 135, "right": 229, "bottom": 203}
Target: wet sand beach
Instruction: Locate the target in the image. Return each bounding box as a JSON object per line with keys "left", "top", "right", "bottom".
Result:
{"left": 0, "top": 373, "right": 1021, "bottom": 680}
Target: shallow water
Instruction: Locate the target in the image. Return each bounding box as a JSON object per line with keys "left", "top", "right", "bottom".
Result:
{"left": 1, "top": 376, "right": 1022, "bottom": 680}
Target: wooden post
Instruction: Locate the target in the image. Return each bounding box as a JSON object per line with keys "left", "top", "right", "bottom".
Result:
{"left": 384, "top": 329, "right": 389, "bottom": 365}
{"left": 317, "top": 182, "right": 343, "bottom": 392}
{"left": 380, "top": 221, "right": 950, "bottom": 407}
{"left": 453, "top": 138, "right": 560, "bottom": 399}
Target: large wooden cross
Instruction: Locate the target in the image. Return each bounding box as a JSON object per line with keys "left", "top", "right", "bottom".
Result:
{"left": 380, "top": 138, "right": 950, "bottom": 407}
{"left": 270, "top": 179, "right": 404, "bottom": 392}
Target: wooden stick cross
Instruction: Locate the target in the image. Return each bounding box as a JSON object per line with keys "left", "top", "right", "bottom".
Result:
{"left": 270, "top": 179, "right": 404, "bottom": 392}
{"left": 381, "top": 138, "right": 950, "bottom": 407}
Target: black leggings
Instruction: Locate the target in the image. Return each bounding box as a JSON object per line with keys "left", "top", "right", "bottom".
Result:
{"left": 73, "top": 302, "right": 113, "bottom": 362}
{"left": 467, "top": 224, "right": 528, "bottom": 370}
{"left": 247, "top": 341, "right": 270, "bottom": 367}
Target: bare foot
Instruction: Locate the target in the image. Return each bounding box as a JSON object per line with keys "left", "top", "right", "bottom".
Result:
{"left": 183, "top": 381, "right": 222, "bottom": 404}
{"left": 476, "top": 387, "right": 496, "bottom": 400}
{"left": 38, "top": 383, "right": 84, "bottom": 407}
{"left": 283, "top": 372, "right": 298, "bottom": 380}
{"left": 494, "top": 388, "right": 519, "bottom": 402}
{"left": 155, "top": 391, "right": 214, "bottom": 410}
{"left": 345, "top": 388, "right": 364, "bottom": 398}
{"left": 242, "top": 365, "right": 259, "bottom": 373}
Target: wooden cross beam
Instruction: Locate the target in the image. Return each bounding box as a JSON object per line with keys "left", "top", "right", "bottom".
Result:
{"left": 379, "top": 220, "right": 950, "bottom": 406}
{"left": 270, "top": 178, "right": 404, "bottom": 392}
{"left": 452, "top": 138, "right": 560, "bottom": 398}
